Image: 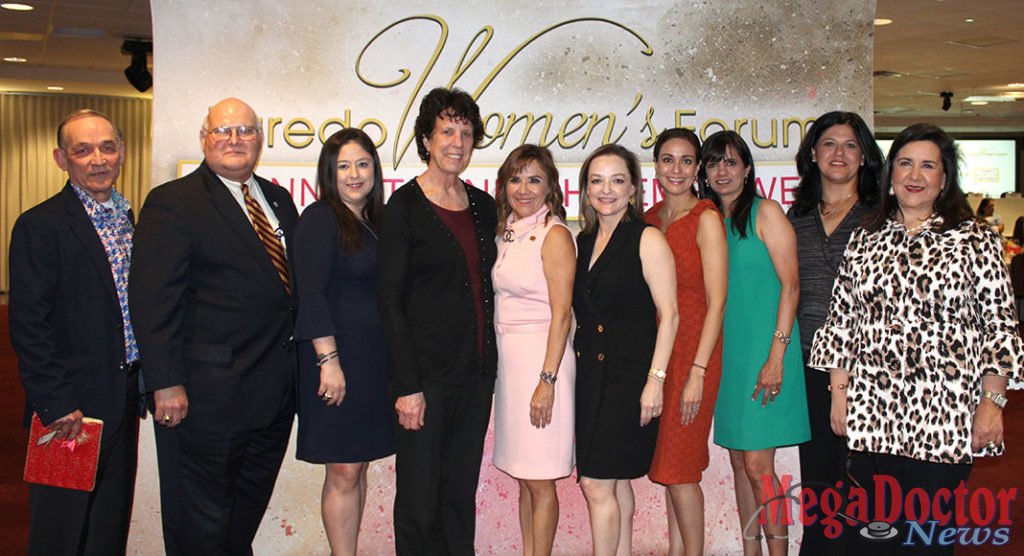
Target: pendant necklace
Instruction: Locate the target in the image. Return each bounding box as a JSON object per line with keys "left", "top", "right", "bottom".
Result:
{"left": 360, "top": 219, "right": 378, "bottom": 240}
{"left": 819, "top": 192, "right": 855, "bottom": 217}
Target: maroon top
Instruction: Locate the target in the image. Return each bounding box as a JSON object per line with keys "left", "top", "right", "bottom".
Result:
{"left": 431, "top": 202, "right": 485, "bottom": 361}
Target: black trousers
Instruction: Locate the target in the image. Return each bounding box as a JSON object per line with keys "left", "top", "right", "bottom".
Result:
{"left": 798, "top": 364, "right": 850, "bottom": 556}
{"left": 27, "top": 374, "right": 140, "bottom": 556}
{"left": 153, "top": 395, "right": 294, "bottom": 556}
{"left": 393, "top": 378, "right": 494, "bottom": 556}
{"left": 845, "top": 451, "right": 972, "bottom": 556}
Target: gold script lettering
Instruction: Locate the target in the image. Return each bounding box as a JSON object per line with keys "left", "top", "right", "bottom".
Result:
{"left": 357, "top": 15, "right": 652, "bottom": 168}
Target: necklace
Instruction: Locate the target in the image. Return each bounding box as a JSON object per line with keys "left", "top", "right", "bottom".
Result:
{"left": 359, "top": 219, "right": 378, "bottom": 240}
{"left": 904, "top": 212, "right": 937, "bottom": 234}
{"left": 660, "top": 197, "right": 699, "bottom": 225}
{"left": 819, "top": 192, "right": 855, "bottom": 217}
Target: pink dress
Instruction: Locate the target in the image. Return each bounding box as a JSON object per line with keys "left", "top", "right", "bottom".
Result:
{"left": 492, "top": 207, "right": 576, "bottom": 480}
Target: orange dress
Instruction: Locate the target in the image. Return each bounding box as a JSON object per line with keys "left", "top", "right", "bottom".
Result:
{"left": 646, "top": 199, "right": 724, "bottom": 484}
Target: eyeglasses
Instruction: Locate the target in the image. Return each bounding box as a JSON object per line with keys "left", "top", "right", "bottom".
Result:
{"left": 203, "top": 125, "right": 261, "bottom": 141}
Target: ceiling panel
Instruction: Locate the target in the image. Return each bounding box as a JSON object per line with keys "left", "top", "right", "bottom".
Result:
{"left": 0, "top": 0, "right": 1021, "bottom": 130}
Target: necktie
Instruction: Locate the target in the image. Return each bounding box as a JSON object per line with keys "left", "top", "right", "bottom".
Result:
{"left": 240, "top": 182, "right": 290, "bottom": 293}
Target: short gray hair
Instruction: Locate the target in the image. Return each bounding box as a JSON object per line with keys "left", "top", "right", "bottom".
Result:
{"left": 57, "top": 109, "right": 123, "bottom": 150}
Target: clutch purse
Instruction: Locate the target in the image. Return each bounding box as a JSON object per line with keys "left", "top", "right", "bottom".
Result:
{"left": 23, "top": 413, "right": 103, "bottom": 491}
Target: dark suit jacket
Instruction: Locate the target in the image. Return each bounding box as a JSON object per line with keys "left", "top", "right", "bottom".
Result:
{"left": 376, "top": 178, "right": 498, "bottom": 397}
{"left": 129, "top": 162, "right": 299, "bottom": 432}
{"left": 8, "top": 183, "right": 138, "bottom": 440}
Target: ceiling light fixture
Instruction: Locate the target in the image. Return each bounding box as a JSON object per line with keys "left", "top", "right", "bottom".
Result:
{"left": 3, "top": 56, "right": 27, "bottom": 62}
{"left": 1008, "top": 83, "right": 1024, "bottom": 88}
{"left": 0, "top": 3, "right": 34, "bottom": 11}
{"left": 874, "top": 18, "right": 893, "bottom": 26}
{"left": 963, "top": 95, "right": 1018, "bottom": 102}
{"left": 46, "top": 86, "right": 64, "bottom": 91}
{"left": 965, "top": 18, "right": 975, "bottom": 23}
{"left": 121, "top": 38, "right": 153, "bottom": 92}
{"left": 970, "top": 101, "right": 988, "bottom": 105}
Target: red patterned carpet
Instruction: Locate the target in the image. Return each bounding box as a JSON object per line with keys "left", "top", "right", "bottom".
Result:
{"left": 0, "top": 304, "right": 1021, "bottom": 554}
{"left": 0, "top": 304, "right": 30, "bottom": 554}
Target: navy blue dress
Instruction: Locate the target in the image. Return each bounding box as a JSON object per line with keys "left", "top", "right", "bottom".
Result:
{"left": 293, "top": 201, "right": 395, "bottom": 463}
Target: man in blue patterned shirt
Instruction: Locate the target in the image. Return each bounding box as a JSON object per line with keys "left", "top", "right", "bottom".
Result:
{"left": 8, "top": 109, "right": 142, "bottom": 556}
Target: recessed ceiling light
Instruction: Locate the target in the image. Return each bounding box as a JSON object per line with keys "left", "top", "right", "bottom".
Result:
{"left": 963, "top": 95, "right": 1017, "bottom": 103}
{"left": 1005, "top": 91, "right": 1024, "bottom": 97}
{"left": 965, "top": 18, "right": 975, "bottom": 23}
{"left": 3, "top": 56, "right": 27, "bottom": 62}
{"left": 46, "top": 86, "right": 64, "bottom": 91}
{"left": 970, "top": 101, "right": 988, "bottom": 105}
{"left": 874, "top": 18, "right": 893, "bottom": 26}
{"left": 1008, "top": 83, "right": 1024, "bottom": 88}
{"left": 0, "top": 3, "right": 34, "bottom": 11}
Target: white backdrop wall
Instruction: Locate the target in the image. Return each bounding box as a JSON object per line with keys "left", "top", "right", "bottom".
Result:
{"left": 136, "top": 1, "right": 875, "bottom": 553}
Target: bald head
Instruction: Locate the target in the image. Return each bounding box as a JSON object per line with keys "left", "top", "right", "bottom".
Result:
{"left": 202, "top": 98, "right": 259, "bottom": 132}
{"left": 201, "top": 98, "right": 263, "bottom": 182}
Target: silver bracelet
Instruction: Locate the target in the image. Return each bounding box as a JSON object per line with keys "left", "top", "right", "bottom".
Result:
{"left": 316, "top": 351, "right": 339, "bottom": 367}
{"left": 773, "top": 329, "right": 791, "bottom": 345}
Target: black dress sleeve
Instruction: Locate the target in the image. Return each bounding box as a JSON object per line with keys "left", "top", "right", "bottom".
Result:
{"left": 292, "top": 202, "right": 339, "bottom": 341}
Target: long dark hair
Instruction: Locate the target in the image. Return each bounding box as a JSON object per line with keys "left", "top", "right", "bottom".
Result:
{"left": 653, "top": 127, "right": 702, "bottom": 197}
{"left": 495, "top": 144, "right": 565, "bottom": 235}
{"left": 700, "top": 131, "right": 757, "bottom": 238}
{"left": 866, "top": 123, "right": 972, "bottom": 233}
{"left": 316, "top": 128, "right": 385, "bottom": 253}
{"left": 577, "top": 144, "right": 644, "bottom": 235}
{"left": 791, "top": 111, "right": 883, "bottom": 217}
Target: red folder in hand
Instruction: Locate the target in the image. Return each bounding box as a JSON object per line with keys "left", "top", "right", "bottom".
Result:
{"left": 23, "top": 413, "right": 103, "bottom": 491}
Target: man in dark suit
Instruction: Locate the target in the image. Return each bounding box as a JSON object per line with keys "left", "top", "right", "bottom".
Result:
{"left": 129, "top": 97, "right": 299, "bottom": 556}
{"left": 8, "top": 109, "right": 142, "bottom": 556}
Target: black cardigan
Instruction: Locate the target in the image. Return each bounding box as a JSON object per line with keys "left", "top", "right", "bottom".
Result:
{"left": 377, "top": 178, "right": 498, "bottom": 397}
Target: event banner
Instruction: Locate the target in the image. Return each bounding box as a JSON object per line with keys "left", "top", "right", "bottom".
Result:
{"left": 151, "top": 0, "right": 873, "bottom": 213}
{"left": 140, "top": 1, "right": 875, "bottom": 554}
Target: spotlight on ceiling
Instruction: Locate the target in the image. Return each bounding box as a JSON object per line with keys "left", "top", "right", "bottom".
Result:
{"left": 121, "top": 39, "right": 152, "bottom": 92}
{"left": 940, "top": 91, "right": 953, "bottom": 111}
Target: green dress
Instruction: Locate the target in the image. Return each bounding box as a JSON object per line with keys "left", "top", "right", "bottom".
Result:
{"left": 714, "top": 198, "right": 810, "bottom": 450}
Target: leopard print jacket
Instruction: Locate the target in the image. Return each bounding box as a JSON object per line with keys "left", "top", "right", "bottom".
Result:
{"left": 809, "top": 217, "right": 1023, "bottom": 464}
